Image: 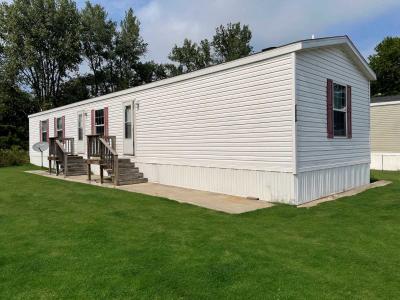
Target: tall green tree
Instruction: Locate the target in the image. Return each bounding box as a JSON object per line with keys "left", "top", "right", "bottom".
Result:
{"left": 80, "top": 1, "right": 116, "bottom": 96}
{"left": 0, "top": 0, "right": 81, "bottom": 110}
{"left": 134, "top": 61, "right": 168, "bottom": 85}
{"left": 58, "top": 75, "right": 90, "bottom": 106}
{"left": 114, "top": 8, "right": 147, "bottom": 90}
{"left": 369, "top": 37, "right": 400, "bottom": 96}
{"left": 168, "top": 38, "right": 213, "bottom": 73}
{"left": 0, "top": 81, "right": 34, "bottom": 149}
{"left": 212, "top": 22, "right": 252, "bottom": 62}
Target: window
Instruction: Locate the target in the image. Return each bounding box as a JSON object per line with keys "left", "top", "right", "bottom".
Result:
{"left": 78, "top": 113, "right": 83, "bottom": 141}
{"left": 333, "top": 83, "right": 347, "bottom": 137}
{"left": 124, "top": 105, "right": 132, "bottom": 139}
{"left": 95, "top": 109, "right": 104, "bottom": 135}
{"left": 56, "top": 117, "right": 63, "bottom": 139}
{"left": 40, "top": 120, "right": 48, "bottom": 142}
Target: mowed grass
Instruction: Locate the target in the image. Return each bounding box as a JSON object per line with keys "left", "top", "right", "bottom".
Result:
{"left": 0, "top": 166, "right": 399, "bottom": 299}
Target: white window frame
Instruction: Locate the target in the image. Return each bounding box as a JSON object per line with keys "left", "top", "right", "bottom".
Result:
{"left": 77, "top": 112, "right": 84, "bottom": 141}
{"left": 40, "top": 120, "right": 48, "bottom": 142}
{"left": 56, "top": 117, "right": 63, "bottom": 139}
{"left": 333, "top": 82, "right": 347, "bottom": 138}
{"left": 124, "top": 104, "right": 132, "bottom": 139}
{"left": 95, "top": 109, "right": 105, "bottom": 136}
{"left": 122, "top": 100, "right": 136, "bottom": 156}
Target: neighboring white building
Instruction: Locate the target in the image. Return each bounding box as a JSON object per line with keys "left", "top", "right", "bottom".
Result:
{"left": 28, "top": 36, "right": 376, "bottom": 205}
{"left": 370, "top": 95, "right": 400, "bottom": 171}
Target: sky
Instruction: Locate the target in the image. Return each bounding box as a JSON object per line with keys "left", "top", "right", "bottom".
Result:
{"left": 76, "top": 0, "right": 400, "bottom": 63}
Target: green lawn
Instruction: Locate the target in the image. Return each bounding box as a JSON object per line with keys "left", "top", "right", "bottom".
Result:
{"left": 0, "top": 166, "right": 399, "bottom": 299}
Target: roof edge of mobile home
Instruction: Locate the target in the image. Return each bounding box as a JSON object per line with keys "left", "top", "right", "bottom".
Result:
{"left": 29, "top": 35, "right": 376, "bottom": 118}
{"left": 371, "top": 95, "right": 400, "bottom": 106}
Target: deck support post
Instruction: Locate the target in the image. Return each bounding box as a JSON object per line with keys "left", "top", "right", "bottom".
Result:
{"left": 64, "top": 155, "right": 68, "bottom": 178}
{"left": 114, "top": 155, "right": 119, "bottom": 186}
{"left": 49, "top": 159, "right": 52, "bottom": 174}
{"left": 87, "top": 163, "right": 91, "bottom": 181}
{"left": 100, "top": 165, "right": 104, "bottom": 184}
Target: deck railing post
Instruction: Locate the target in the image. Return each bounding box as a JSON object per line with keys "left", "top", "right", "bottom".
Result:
{"left": 87, "top": 136, "right": 91, "bottom": 159}
{"left": 64, "top": 155, "right": 68, "bottom": 178}
{"left": 114, "top": 154, "right": 119, "bottom": 186}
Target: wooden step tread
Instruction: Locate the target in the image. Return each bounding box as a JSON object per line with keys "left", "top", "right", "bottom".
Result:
{"left": 117, "top": 178, "right": 148, "bottom": 185}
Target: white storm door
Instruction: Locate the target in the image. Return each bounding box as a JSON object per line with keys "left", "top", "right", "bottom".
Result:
{"left": 76, "top": 111, "right": 85, "bottom": 154}
{"left": 123, "top": 102, "right": 135, "bottom": 155}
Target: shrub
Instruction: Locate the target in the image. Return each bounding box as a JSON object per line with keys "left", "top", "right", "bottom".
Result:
{"left": 0, "top": 146, "right": 29, "bottom": 167}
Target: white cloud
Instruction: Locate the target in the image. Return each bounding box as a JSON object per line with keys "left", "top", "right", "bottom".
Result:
{"left": 133, "top": 0, "right": 399, "bottom": 62}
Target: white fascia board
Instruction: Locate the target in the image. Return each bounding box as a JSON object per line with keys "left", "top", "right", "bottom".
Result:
{"left": 371, "top": 101, "right": 400, "bottom": 107}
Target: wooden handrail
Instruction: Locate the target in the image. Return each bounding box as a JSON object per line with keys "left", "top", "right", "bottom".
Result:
{"left": 87, "top": 135, "right": 119, "bottom": 185}
{"left": 54, "top": 138, "right": 74, "bottom": 177}
{"left": 49, "top": 137, "right": 58, "bottom": 157}
{"left": 49, "top": 137, "right": 74, "bottom": 155}
{"left": 99, "top": 138, "right": 117, "bottom": 155}
{"left": 99, "top": 137, "right": 119, "bottom": 185}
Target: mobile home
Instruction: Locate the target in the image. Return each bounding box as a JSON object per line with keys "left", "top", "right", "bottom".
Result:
{"left": 370, "top": 95, "right": 400, "bottom": 170}
{"left": 29, "top": 36, "right": 376, "bottom": 205}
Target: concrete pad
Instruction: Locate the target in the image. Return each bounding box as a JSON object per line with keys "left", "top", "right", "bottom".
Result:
{"left": 298, "top": 180, "right": 391, "bottom": 208}
{"left": 25, "top": 170, "right": 273, "bottom": 214}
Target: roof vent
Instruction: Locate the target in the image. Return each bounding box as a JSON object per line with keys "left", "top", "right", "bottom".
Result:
{"left": 262, "top": 46, "right": 277, "bottom": 52}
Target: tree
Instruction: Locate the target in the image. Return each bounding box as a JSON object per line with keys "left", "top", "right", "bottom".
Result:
{"left": 212, "top": 22, "right": 252, "bottom": 62}
{"left": 58, "top": 75, "right": 90, "bottom": 106}
{"left": 0, "top": 81, "right": 34, "bottom": 149}
{"left": 167, "top": 22, "right": 253, "bottom": 74}
{"left": 80, "top": 1, "right": 116, "bottom": 96}
{"left": 114, "top": 8, "right": 147, "bottom": 90}
{"left": 369, "top": 37, "right": 400, "bottom": 96}
{"left": 168, "top": 38, "right": 213, "bottom": 73}
{"left": 0, "top": 0, "right": 81, "bottom": 111}
{"left": 134, "top": 61, "right": 168, "bottom": 85}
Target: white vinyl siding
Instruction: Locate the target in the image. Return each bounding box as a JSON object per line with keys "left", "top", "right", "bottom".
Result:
{"left": 295, "top": 163, "right": 369, "bottom": 204}
{"left": 295, "top": 46, "right": 370, "bottom": 172}
{"left": 29, "top": 53, "right": 295, "bottom": 173}
{"left": 134, "top": 54, "right": 294, "bottom": 172}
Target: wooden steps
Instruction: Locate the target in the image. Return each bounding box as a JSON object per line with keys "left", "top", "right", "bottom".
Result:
{"left": 86, "top": 135, "right": 147, "bottom": 186}
{"left": 65, "top": 155, "right": 88, "bottom": 176}
{"left": 107, "top": 158, "right": 148, "bottom": 186}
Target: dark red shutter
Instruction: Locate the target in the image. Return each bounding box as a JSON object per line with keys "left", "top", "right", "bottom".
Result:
{"left": 104, "top": 107, "right": 109, "bottom": 136}
{"left": 62, "top": 116, "right": 65, "bottom": 140}
{"left": 39, "top": 121, "right": 42, "bottom": 142}
{"left": 347, "top": 85, "right": 352, "bottom": 139}
{"left": 54, "top": 117, "right": 57, "bottom": 137}
{"left": 327, "top": 79, "right": 334, "bottom": 139}
{"left": 46, "top": 119, "right": 49, "bottom": 142}
{"left": 91, "top": 109, "right": 95, "bottom": 134}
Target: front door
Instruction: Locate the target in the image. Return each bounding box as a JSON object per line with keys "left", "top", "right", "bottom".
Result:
{"left": 123, "top": 102, "right": 135, "bottom": 155}
{"left": 76, "top": 111, "right": 85, "bottom": 154}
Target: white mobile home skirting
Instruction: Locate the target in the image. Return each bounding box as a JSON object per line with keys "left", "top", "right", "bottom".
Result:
{"left": 136, "top": 162, "right": 295, "bottom": 204}
{"left": 30, "top": 150, "right": 370, "bottom": 205}
{"left": 295, "top": 163, "right": 370, "bottom": 205}
{"left": 371, "top": 152, "right": 400, "bottom": 171}
{"left": 135, "top": 162, "right": 370, "bottom": 205}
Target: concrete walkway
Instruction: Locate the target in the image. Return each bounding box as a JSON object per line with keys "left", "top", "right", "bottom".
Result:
{"left": 297, "top": 180, "right": 391, "bottom": 208}
{"left": 25, "top": 170, "right": 273, "bottom": 214}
